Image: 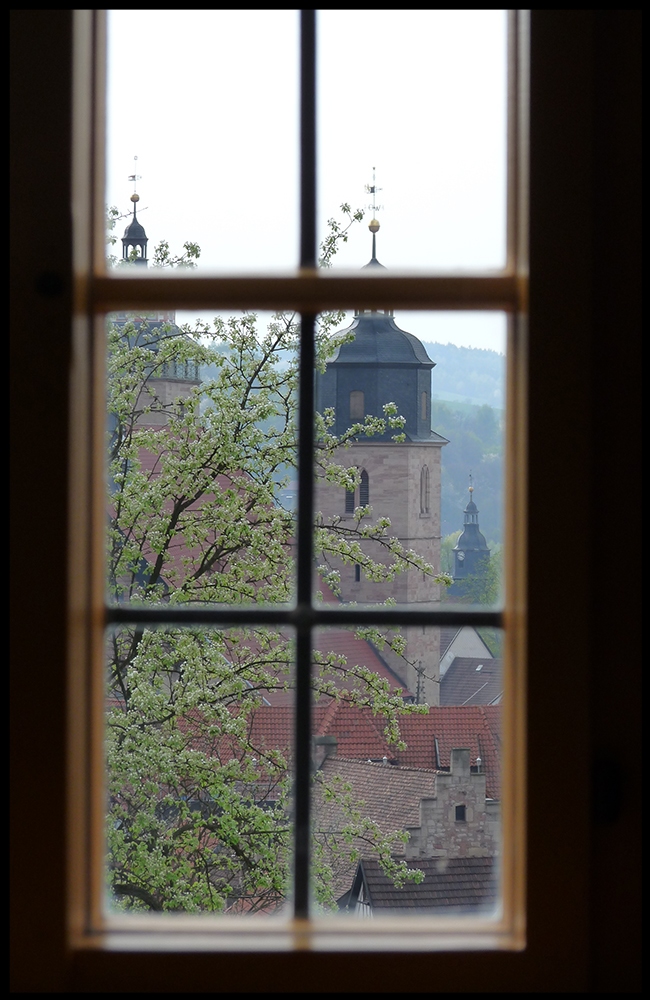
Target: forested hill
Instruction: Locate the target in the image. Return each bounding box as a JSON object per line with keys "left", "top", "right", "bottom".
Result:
{"left": 422, "top": 342, "right": 505, "bottom": 409}
{"left": 422, "top": 342, "right": 505, "bottom": 544}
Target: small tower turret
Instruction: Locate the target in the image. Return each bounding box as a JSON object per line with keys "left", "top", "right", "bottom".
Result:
{"left": 122, "top": 192, "right": 148, "bottom": 265}
{"left": 122, "top": 161, "right": 148, "bottom": 264}
{"left": 452, "top": 475, "right": 490, "bottom": 583}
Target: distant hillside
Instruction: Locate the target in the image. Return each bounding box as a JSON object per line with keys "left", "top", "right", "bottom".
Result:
{"left": 422, "top": 342, "right": 505, "bottom": 409}
{"left": 432, "top": 397, "right": 503, "bottom": 544}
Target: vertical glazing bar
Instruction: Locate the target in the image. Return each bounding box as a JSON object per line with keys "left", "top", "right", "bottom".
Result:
{"left": 300, "top": 10, "right": 317, "bottom": 271}
{"left": 294, "top": 9, "right": 317, "bottom": 921}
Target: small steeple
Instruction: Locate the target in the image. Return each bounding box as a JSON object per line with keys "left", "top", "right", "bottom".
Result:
{"left": 451, "top": 474, "right": 490, "bottom": 583}
{"left": 122, "top": 158, "right": 148, "bottom": 265}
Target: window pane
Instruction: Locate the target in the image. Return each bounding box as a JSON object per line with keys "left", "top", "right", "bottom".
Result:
{"left": 105, "top": 624, "right": 295, "bottom": 915}
{"left": 314, "top": 309, "right": 506, "bottom": 611}
{"left": 106, "top": 309, "right": 298, "bottom": 608}
{"left": 311, "top": 625, "right": 502, "bottom": 916}
{"left": 318, "top": 10, "right": 507, "bottom": 271}
{"left": 106, "top": 10, "right": 299, "bottom": 273}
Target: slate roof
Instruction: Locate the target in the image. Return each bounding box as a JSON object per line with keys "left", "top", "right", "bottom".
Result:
{"left": 328, "top": 313, "right": 435, "bottom": 367}
{"left": 439, "top": 625, "right": 494, "bottom": 661}
{"left": 350, "top": 856, "right": 498, "bottom": 914}
{"left": 440, "top": 657, "right": 503, "bottom": 708}
{"left": 440, "top": 626, "right": 461, "bottom": 658}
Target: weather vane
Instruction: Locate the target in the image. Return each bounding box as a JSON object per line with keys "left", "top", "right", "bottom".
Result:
{"left": 364, "top": 167, "right": 383, "bottom": 218}
{"left": 127, "top": 155, "right": 141, "bottom": 201}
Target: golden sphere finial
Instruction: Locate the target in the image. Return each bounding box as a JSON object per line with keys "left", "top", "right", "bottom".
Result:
{"left": 368, "top": 218, "right": 380, "bottom": 234}
{"left": 130, "top": 193, "right": 140, "bottom": 203}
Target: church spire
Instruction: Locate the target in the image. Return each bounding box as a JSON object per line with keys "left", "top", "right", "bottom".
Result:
{"left": 121, "top": 158, "right": 148, "bottom": 265}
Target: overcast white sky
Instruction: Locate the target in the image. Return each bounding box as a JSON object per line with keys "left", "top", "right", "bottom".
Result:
{"left": 106, "top": 10, "right": 507, "bottom": 353}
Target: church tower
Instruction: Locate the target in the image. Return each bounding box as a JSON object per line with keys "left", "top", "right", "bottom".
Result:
{"left": 315, "top": 208, "right": 447, "bottom": 704}
{"left": 449, "top": 476, "right": 491, "bottom": 592}
{"left": 114, "top": 179, "right": 201, "bottom": 426}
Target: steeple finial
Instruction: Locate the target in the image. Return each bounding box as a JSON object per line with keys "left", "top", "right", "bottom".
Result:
{"left": 128, "top": 156, "right": 141, "bottom": 195}
{"left": 127, "top": 155, "right": 141, "bottom": 217}
{"left": 364, "top": 167, "right": 383, "bottom": 264}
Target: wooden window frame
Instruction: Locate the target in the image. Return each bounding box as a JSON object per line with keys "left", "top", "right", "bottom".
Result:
{"left": 75, "top": 6, "right": 526, "bottom": 951}
{"left": 11, "top": 8, "right": 642, "bottom": 992}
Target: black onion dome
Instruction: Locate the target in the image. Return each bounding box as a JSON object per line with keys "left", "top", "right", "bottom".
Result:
{"left": 329, "top": 313, "right": 435, "bottom": 368}
{"left": 123, "top": 213, "right": 147, "bottom": 240}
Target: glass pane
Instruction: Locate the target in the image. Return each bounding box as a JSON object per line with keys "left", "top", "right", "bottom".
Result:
{"left": 106, "top": 308, "right": 298, "bottom": 607}
{"left": 105, "top": 624, "right": 295, "bottom": 915}
{"left": 106, "top": 10, "right": 299, "bottom": 272}
{"left": 318, "top": 10, "right": 507, "bottom": 271}
{"left": 314, "top": 309, "right": 506, "bottom": 611}
{"left": 312, "top": 626, "right": 502, "bottom": 916}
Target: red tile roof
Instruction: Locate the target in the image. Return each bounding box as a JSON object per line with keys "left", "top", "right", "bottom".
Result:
{"left": 178, "top": 701, "right": 501, "bottom": 800}
{"left": 316, "top": 757, "right": 438, "bottom": 841}
{"left": 396, "top": 705, "right": 501, "bottom": 800}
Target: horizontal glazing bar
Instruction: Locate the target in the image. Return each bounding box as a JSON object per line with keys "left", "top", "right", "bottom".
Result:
{"left": 105, "top": 606, "right": 503, "bottom": 628}
{"left": 90, "top": 274, "right": 525, "bottom": 313}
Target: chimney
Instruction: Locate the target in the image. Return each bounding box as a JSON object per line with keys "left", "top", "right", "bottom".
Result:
{"left": 313, "top": 735, "right": 338, "bottom": 770}
{"left": 450, "top": 748, "right": 471, "bottom": 777}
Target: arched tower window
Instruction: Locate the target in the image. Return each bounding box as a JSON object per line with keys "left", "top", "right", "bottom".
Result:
{"left": 349, "top": 390, "right": 364, "bottom": 420}
{"left": 345, "top": 487, "right": 355, "bottom": 513}
{"left": 359, "top": 469, "right": 370, "bottom": 507}
{"left": 420, "top": 465, "right": 430, "bottom": 513}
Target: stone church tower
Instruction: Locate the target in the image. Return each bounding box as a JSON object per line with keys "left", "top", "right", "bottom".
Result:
{"left": 315, "top": 219, "right": 447, "bottom": 704}
{"left": 114, "top": 191, "right": 201, "bottom": 426}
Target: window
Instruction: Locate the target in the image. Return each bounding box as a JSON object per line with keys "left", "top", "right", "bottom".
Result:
{"left": 359, "top": 469, "right": 369, "bottom": 508}
{"left": 91, "top": 6, "right": 518, "bottom": 943}
{"left": 420, "top": 465, "right": 430, "bottom": 515}
{"left": 349, "top": 390, "right": 364, "bottom": 420}
{"left": 13, "top": 8, "right": 642, "bottom": 993}
{"left": 455, "top": 804, "right": 467, "bottom": 822}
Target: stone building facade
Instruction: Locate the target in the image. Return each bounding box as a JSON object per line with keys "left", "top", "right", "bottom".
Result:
{"left": 404, "top": 748, "right": 500, "bottom": 859}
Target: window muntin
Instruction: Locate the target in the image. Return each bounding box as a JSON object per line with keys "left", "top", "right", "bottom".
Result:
{"left": 91, "top": 8, "right": 523, "bottom": 943}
